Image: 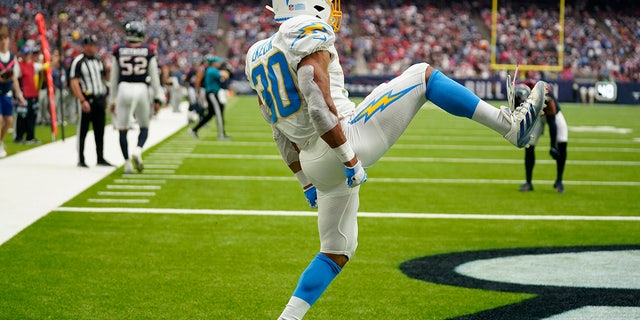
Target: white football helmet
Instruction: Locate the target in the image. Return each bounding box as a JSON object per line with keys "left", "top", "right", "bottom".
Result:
{"left": 267, "top": 0, "right": 342, "bottom": 32}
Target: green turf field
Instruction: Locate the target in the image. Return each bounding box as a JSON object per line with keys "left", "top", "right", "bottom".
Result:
{"left": 1, "top": 96, "right": 639, "bottom": 319}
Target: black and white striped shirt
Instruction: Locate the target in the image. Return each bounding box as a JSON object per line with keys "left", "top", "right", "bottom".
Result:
{"left": 69, "top": 54, "right": 107, "bottom": 97}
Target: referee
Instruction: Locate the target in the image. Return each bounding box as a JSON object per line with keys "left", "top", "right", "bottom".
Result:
{"left": 70, "top": 35, "right": 112, "bottom": 167}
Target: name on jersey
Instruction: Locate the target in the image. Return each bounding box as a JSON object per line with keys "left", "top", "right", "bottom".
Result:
{"left": 251, "top": 38, "right": 274, "bottom": 62}
{"left": 119, "top": 47, "right": 149, "bottom": 56}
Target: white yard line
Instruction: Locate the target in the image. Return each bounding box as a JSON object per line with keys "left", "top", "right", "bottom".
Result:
{"left": 106, "top": 185, "right": 162, "bottom": 190}
{"left": 87, "top": 199, "right": 150, "bottom": 204}
{"left": 192, "top": 140, "right": 640, "bottom": 153}
{"left": 113, "top": 179, "right": 167, "bottom": 184}
{"left": 138, "top": 169, "right": 176, "bottom": 174}
{"left": 143, "top": 164, "right": 180, "bottom": 169}
{"left": 54, "top": 207, "right": 640, "bottom": 221}
{"left": 117, "top": 173, "right": 640, "bottom": 186}
{"left": 149, "top": 152, "right": 640, "bottom": 166}
{"left": 97, "top": 191, "right": 156, "bottom": 196}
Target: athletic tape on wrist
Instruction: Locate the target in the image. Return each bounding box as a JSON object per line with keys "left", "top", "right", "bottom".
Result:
{"left": 333, "top": 141, "right": 355, "bottom": 164}
{"left": 295, "top": 170, "right": 311, "bottom": 188}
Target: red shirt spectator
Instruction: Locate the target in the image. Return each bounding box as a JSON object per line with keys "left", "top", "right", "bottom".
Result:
{"left": 17, "top": 48, "right": 39, "bottom": 99}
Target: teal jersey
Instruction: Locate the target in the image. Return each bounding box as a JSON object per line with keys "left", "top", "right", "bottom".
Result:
{"left": 204, "top": 66, "right": 222, "bottom": 93}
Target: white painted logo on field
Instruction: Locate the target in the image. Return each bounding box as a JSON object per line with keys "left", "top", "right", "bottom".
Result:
{"left": 455, "top": 250, "right": 640, "bottom": 289}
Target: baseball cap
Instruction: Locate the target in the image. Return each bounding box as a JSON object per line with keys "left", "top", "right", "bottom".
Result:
{"left": 20, "top": 46, "right": 35, "bottom": 54}
{"left": 205, "top": 55, "right": 222, "bottom": 63}
{"left": 82, "top": 35, "right": 98, "bottom": 45}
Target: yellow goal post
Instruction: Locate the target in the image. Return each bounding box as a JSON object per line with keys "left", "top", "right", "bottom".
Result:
{"left": 490, "top": 0, "right": 565, "bottom": 72}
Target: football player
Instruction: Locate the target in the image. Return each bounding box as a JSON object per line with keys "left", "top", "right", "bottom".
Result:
{"left": 109, "top": 21, "right": 165, "bottom": 174}
{"left": 244, "top": 1, "right": 549, "bottom": 318}
{"left": 515, "top": 82, "right": 568, "bottom": 193}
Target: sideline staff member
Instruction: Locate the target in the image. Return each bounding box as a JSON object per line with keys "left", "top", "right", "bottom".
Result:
{"left": 70, "top": 35, "right": 112, "bottom": 167}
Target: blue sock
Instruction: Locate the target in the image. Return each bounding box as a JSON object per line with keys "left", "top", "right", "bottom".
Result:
{"left": 137, "top": 128, "right": 149, "bottom": 148}
{"left": 424, "top": 69, "right": 480, "bottom": 119}
{"left": 292, "top": 253, "right": 342, "bottom": 306}
{"left": 119, "top": 131, "right": 129, "bottom": 160}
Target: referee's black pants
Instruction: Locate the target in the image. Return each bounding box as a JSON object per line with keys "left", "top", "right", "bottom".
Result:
{"left": 77, "top": 96, "right": 106, "bottom": 164}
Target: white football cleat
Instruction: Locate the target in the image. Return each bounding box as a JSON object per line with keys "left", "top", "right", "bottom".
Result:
{"left": 132, "top": 147, "right": 144, "bottom": 173}
{"left": 123, "top": 160, "right": 134, "bottom": 174}
{"left": 502, "top": 81, "right": 548, "bottom": 148}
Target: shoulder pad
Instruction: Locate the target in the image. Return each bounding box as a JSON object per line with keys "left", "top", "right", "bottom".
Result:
{"left": 279, "top": 16, "right": 335, "bottom": 57}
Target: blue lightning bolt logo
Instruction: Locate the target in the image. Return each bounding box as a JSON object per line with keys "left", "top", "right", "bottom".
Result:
{"left": 350, "top": 84, "right": 421, "bottom": 124}
{"left": 291, "top": 22, "right": 329, "bottom": 48}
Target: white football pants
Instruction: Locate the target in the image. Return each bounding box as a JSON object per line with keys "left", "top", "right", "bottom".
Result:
{"left": 299, "top": 63, "right": 429, "bottom": 259}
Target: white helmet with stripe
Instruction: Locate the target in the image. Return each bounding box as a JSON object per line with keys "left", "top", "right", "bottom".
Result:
{"left": 267, "top": 0, "right": 342, "bottom": 32}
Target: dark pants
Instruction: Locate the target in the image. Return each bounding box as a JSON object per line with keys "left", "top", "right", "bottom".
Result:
{"left": 14, "top": 97, "right": 39, "bottom": 142}
{"left": 193, "top": 91, "right": 225, "bottom": 136}
{"left": 77, "top": 96, "right": 106, "bottom": 164}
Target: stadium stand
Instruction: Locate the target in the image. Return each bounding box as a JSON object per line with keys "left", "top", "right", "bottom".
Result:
{"left": 1, "top": 1, "right": 639, "bottom": 83}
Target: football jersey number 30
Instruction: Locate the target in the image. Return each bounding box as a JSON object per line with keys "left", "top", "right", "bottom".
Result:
{"left": 250, "top": 51, "right": 302, "bottom": 123}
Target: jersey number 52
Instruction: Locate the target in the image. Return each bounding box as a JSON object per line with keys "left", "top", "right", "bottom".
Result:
{"left": 119, "top": 56, "right": 148, "bottom": 76}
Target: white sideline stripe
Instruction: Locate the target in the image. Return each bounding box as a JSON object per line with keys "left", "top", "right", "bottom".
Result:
{"left": 151, "top": 153, "right": 640, "bottom": 166}
{"left": 106, "top": 185, "right": 162, "bottom": 190}
{"left": 0, "top": 105, "right": 189, "bottom": 247}
{"left": 87, "top": 199, "right": 150, "bottom": 204}
{"left": 54, "top": 207, "right": 640, "bottom": 221}
{"left": 113, "top": 179, "right": 166, "bottom": 184}
{"left": 97, "top": 191, "right": 156, "bottom": 196}
{"left": 129, "top": 174, "right": 640, "bottom": 186}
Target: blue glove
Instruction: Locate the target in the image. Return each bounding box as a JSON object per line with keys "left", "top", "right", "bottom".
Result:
{"left": 303, "top": 185, "right": 317, "bottom": 208}
{"left": 344, "top": 160, "right": 367, "bottom": 188}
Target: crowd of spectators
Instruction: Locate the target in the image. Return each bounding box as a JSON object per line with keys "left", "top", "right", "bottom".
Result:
{"left": 351, "top": 2, "right": 488, "bottom": 77}
{"left": 481, "top": 3, "right": 561, "bottom": 69}
{"left": 104, "top": 0, "right": 223, "bottom": 68}
{"left": 1, "top": 0, "right": 639, "bottom": 84}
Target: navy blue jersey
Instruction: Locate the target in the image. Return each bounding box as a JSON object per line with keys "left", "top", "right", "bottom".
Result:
{"left": 112, "top": 44, "right": 156, "bottom": 83}
{"left": 0, "top": 53, "right": 15, "bottom": 95}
